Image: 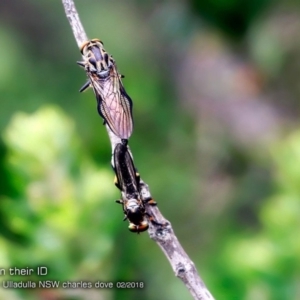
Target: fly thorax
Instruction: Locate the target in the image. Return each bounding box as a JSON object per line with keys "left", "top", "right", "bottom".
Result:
{"left": 126, "top": 199, "right": 140, "bottom": 214}
{"left": 83, "top": 45, "right": 111, "bottom": 78}
{"left": 97, "top": 69, "right": 110, "bottom": 78}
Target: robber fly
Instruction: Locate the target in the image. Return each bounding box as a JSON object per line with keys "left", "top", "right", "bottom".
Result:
{"left": 77, "top": 39, "right": 133, "bottom": 141}
{"left": 113, "top": 142, "right": 148, "bottom": 233}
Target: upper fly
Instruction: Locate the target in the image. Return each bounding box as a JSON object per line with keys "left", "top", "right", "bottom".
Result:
{"left": 77, "top": 39, "right": 134, "bottom": 140}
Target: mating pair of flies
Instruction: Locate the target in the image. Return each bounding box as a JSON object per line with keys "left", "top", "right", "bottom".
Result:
{"left": 77, "top": 39, "right": 156, "bottom": 232}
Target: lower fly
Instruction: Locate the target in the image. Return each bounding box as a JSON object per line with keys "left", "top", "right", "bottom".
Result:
{"left": 113, "top": 143, "right": 148, "bottom": 233}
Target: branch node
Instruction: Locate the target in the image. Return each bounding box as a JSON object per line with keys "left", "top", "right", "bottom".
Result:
{"left": 176, "top": 263, "right": 186, "bottom": 276}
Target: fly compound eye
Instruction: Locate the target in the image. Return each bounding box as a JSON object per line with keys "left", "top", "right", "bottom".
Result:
{"left": 128, "top": 223, "right": 138, "bottom": 232}
{"left": 139, "top": 221, "right": 149, "bottom": 232}
{"left": 128, "top": 221, "right": 149, "bottom": 233}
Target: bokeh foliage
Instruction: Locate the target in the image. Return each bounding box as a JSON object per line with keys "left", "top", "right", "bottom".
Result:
{"left": 0, "top": 0, "right": 300, "bottom": 299}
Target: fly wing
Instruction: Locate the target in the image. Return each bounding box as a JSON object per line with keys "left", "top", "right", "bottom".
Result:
{"left": 90, "top": 67, "right": 133, "bottom": 140}
{"left": 113, "top": 143, "right": 138, "bottom": 198}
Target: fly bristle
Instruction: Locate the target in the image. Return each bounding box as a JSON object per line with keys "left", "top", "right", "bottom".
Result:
{"left": 77, "top": 61, "right": 85, "bottom": 67}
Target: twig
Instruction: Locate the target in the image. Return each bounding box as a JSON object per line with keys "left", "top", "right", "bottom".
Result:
{"left": 61, "top": 1, "right": 215, "bottom": 299}
{"left": 62, "top": 0, "right": 87, "bottom": 47}
{"left": 140, "top": 181, "right": 214, "bottom": 300}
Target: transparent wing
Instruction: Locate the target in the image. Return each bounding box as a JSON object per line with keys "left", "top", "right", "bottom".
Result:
{"left": 113, "top": 143, "right": 138, "bottom": 197}
{"left": 90, "top": 67, "right": 133, "bottom": 140}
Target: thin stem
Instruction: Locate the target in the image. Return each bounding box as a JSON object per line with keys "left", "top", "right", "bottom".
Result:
{"left": 62, "top": 0, "right": 88, "bottom": 47}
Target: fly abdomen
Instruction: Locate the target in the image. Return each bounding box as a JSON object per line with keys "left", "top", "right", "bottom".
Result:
{"left": 113, "top": 143, "right": 138, "bottom": 197}
{"left": 97, "top": 69, "right": 110, "bottom": 78}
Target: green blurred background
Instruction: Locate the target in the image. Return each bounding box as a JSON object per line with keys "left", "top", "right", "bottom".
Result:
{"left": 0, "top": 0, "right": 300, "bottom": 299}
